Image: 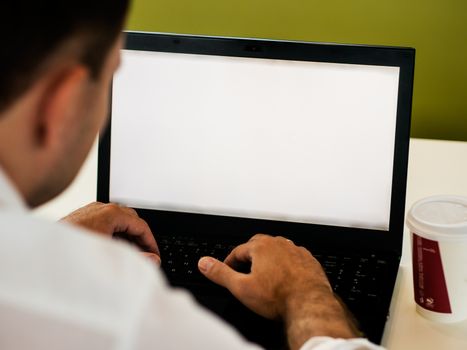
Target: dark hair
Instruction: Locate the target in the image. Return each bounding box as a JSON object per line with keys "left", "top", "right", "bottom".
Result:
{"left": 0, "top": 1, "right": 130, "bottom": 112}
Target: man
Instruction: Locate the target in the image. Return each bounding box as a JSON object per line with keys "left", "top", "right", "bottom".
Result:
{"left": 0, "top": 2, "right": 383, "bottom": 349}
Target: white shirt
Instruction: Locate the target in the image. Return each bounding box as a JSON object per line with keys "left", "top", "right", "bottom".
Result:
{"left": 0, "top": 167, "right": 383, "bottom": 350}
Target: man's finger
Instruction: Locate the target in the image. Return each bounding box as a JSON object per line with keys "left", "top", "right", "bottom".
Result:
{"left": 142, "top": 252, "right": 161, "bottom": 266}
{"left": 198, "top": 257, "right": 246, "bottom": 291}
{"left": 248, "top": 233, "right": 269, "bottom": 242}
{"left": 223, "top": 243, "right": 252, "bottom": 267}
{"left": 115, "top": 215, "right": 159, "bottom": 255}
{"left": 118, "top": 205, "right": 139, "bottom": 218}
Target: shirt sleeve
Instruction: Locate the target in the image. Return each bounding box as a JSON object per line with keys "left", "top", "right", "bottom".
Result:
{"left": 300, "top": 336, "right": 385, "bottom": 350}
{"left": 131, "top": 276, "right": 262, "bottom": 350}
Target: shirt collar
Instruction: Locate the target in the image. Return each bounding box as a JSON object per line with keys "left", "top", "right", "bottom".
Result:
{"left": 0, "top": 166, "right": 28, "bottom": 211}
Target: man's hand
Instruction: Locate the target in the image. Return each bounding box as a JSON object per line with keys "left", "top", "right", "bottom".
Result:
{"left": 198, "top": 234, "right": 357, "bottom": 350}
{"left": 60, "top": 202, "right": 160, "bottom": 265}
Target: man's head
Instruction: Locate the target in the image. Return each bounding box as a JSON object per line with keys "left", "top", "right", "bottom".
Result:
{"left": 0, "top": 1, "right": 130, "bottom": 207}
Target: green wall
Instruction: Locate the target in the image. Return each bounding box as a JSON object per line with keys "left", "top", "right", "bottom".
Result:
{"left": 127, "top": 0, "right": 467, "bottom": 141}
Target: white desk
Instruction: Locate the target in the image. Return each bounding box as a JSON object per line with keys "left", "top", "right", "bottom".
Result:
{"left": 382, "top": 139, "right": 467, "bottom": 350}
{"left": 34, "top": 138, "right": 467, "bottom": 349}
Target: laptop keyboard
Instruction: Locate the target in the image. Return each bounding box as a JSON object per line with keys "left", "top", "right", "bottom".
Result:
{"left": 160, "top": 236, "right": 237, "bottom": 285}
{"left": 159, "top": 235, "right": 389, "bottom": 308}
{"left": 313, "top": 253, "right": 388, "bottom": 307}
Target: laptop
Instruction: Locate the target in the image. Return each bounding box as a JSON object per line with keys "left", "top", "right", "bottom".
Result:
{"left": 98, "top": 31, "right": 415, "bottom": 348}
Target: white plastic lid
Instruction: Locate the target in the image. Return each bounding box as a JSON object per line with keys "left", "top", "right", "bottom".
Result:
{"left": 406, "top": 195, "right": 467, "bottom": 241}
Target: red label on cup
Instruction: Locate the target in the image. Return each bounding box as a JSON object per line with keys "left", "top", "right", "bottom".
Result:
{"left": 412, "top": 233, "right": 452, "bottom": 313}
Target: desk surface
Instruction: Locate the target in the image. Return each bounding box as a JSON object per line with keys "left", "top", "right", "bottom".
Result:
{"left": 34, "top": 138, "right": 467, "bottom": 349}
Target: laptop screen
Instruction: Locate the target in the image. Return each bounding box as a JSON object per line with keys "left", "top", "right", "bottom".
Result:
{"left": 107, "top": 34, "right": 410, "bottom": 232}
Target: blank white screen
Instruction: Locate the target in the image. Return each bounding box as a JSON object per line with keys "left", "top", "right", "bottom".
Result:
{"left": 110, "top": 50, "right": 400, "bottom": 231}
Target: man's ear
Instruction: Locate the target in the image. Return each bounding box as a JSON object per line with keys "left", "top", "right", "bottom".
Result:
{"left": 34, "top": 64, "right": 90, "bottom": 149}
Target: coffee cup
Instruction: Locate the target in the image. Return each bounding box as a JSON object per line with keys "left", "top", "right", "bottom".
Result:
{"left": 407, "top": 195, "right": 467, "bottom": 323}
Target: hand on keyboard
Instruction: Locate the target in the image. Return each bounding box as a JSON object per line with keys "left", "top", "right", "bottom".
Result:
{"left": 60, "top": 202, "right": 160, "bottom": 265}
{"left": 197, "top": 234, "right": 358, "bottom": 350}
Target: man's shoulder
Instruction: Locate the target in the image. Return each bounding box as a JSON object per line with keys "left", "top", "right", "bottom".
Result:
{"left": 0, "top": 209, "right": 164, "bottom": 319}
